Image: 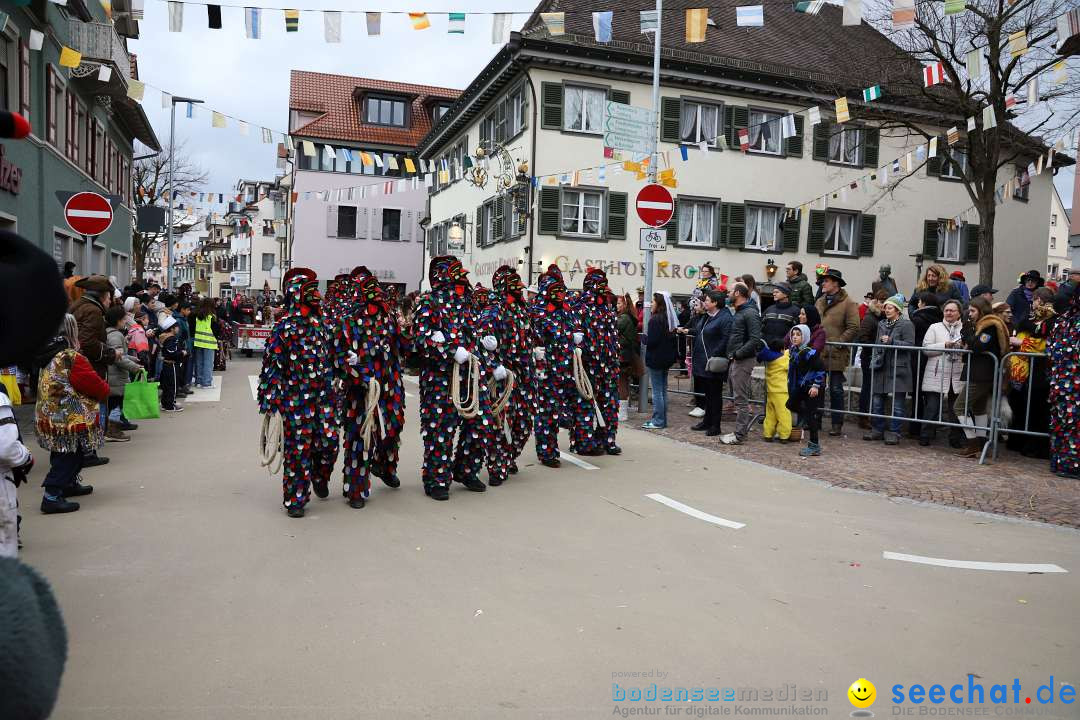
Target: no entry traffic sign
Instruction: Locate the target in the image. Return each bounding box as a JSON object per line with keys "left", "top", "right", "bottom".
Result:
{"left": 64, "top": 192, "right": 114, "bottom": 237}
{"left": 636, "top": 184, "right": 674, "bottom": 228}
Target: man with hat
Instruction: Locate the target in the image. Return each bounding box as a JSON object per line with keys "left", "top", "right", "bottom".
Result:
{"left": 762, "top": 282, "right": 798, "bottom": 345}
{"left": 970, "top": 284, "right": 997, "bottom": 305}
{"left": 814, "top": 268, "right": 860, "bottom": 436}
{"left": 948, "top": 270, "right": 970, "bottom": 303}
{"left": 1006, "top": 270, "right": 1044, "bottom": 323}
{"left": 71, "top": 275, "right": 120, "bottom": 380}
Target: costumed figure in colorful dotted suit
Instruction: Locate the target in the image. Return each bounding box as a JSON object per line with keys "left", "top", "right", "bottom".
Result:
{"left": 413, "top": 256, "right": 503, "bottom": 500}
{"left": 332, "top": 274, "right": 407, "bottom": 508}
{"left": 1048, "top": 283, "right": 1080, "bottom": 479}
{"left": 470, "top": 284, "right": 516, "bottom": 486}
{"left": 530, "top": 266, "right": 593, "bottom": 468}
{"left": 322, "top": 274, "right": 351, "bottom": 322}
{"left": 485, "top": 266, "right": 536, "bottom": 475}
{"left": 257, "top": 268, "right": 340, "bottom": 518}
{"left": 573, "top": 267, "right": 621, "bottom": 456}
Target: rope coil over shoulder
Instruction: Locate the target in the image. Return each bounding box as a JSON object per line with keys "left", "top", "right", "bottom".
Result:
{"left": 573, "top": 347, "right": 607, "bottom": 431}
{"left": 259, "top": 412, "right": 283, "bottom": 475}
{"left": 452, "top": 353, "right": 481, "bottom": 419}
{"left": 488, "top": 369, "right": 517, "bottom": 442}
{"left": 358, "top": 377, "right": 385, "bottom": 450}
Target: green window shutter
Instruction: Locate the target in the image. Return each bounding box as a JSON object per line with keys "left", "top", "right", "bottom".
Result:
{"left": 785, "top": 115, "right": 805, "bottom": 157}
{"left": 863, "top": 127, "right": 880, "bottom": 168}
{"left": 666, "top": 199, "right": 679, "bottom": 246}
{"left": 541, "top": 83, "right": 563, "bottom": 130}
{"left": 923, "top": 220, "right": 939, "bottom": 260}
{"left": 726, "top": 106, "right": 748, "bottom": 149}
{"left": 812, "top": 120, "right": 831, "bottom": 161}
{"left": 807, "top": 210, "right": 826, "bottom": 254}
{"left": 782, "top": 210, "right": 800, "bottom": 252}
{"left": 964, "top": 223, "right": 980, "bottom": 263}
{"left": 857, "top": 214, "right": 877, "bottom": 258}
{"left": 606, "top": 191, "right": 628, "bottom": 240}
{"left": 724, "top": 203, "right": 746, "bottom": 248}
{"left": 492, "top": 200, "right": 504, "bottom": 241}
{"left": 502, "top": 196, "right": 514, "bottom": 240}
{"left": 926, "top": 139, "right": 943, "bottom": 176}
{"left": 538, "top": 187, "right": 560, "bottom": 235}
{"left": 660, "top": 97, "right": 682, "bottom": 144}
{"left": 608, "top": 88, "right": 630, "bottom": 105}
{"left": 476, "top": 206, "right": 483, "bottom": 246}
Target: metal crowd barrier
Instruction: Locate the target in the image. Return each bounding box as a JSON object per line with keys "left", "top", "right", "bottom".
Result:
{"left": 988, "top": 351, "right": 1051, "bottom": 461}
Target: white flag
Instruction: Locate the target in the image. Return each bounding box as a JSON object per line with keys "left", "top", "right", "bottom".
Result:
{"left": 780, "top": 114, "right": 797, "bottom": 139}
{"left": 1027, "top": 76, "right": 1039, "bottom": 107}
{"left": 492, "top": 13, "right": 511, "bottom": 44}
{"left": 238, "top": 121, "right": 249, "bottom": 136}
{"left": 97, "top": 64, "right": 112, "bottom": 82}
{"left": 161, "top": 91, "right": 172, "bottom": 109}
{"left": 324, "top": 11, "right": 341, "bottom": 43}
{"left": 167, "top": 1, "right": 183, "bottom": 31}
{"left": 843, "top": 0, "right": 862, "bottom": 25}
{"left": 807, "top": 107, "right": 821, "bottom": 126}
{"left": 29, "top": 29, "right": 44, "bottom": 50}
{"left": 928, "top": 136, "right": 938, "bottom": 158}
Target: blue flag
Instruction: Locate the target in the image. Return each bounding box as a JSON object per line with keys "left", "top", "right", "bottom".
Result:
{"left": 593, "top": 11, "right": 612, "bottom": 42}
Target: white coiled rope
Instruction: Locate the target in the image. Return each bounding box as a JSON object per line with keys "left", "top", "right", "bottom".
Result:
{"left": 259, "top": 411, "right": 284, "bottom": 475}
{"left": 573, "top": 347, "right": 607, "bottom": 430}
{"left": 358, "top": 378, "right": 385, "bottom": 450}
{"left": 451, "top": 354, "right": 481, "bottom": 419}
{"left": 488, "top": 369, "right": 517, "bottom": 442}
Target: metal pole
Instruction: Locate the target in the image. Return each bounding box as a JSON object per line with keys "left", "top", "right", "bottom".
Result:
{"left": 638, "top": 0, "right": 662, "bottom": 414}
{"left": 166, "top": 100, "right": 176, "bottom": 291}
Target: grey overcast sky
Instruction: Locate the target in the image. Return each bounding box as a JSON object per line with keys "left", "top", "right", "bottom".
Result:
{"left": 129, "top": 1, "right": 1075, "bottom": 211}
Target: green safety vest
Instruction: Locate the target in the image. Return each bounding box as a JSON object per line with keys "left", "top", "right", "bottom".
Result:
{"left": 194, "top": 316, "right": 217, "bottom": 350}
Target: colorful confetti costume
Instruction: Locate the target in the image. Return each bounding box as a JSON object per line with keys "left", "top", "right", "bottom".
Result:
{"left": 1048, "top": 285, "right": 1080, "bottom": 479}
{"left": 258, "top": 269, "right": 339, "bottom": 514}
{"left": 413, "top": 256, "right": 494, "bottom": 498}
{"left": 573, "top": 268, "right": 620, "bottom": 455}
{"left": 486, "top": 266, "right": 536, "bottom": 470}
{"left": 332, "top": 275, "right": 407, "bottom": 505}
{"left": 531, "top": 268, "right": 593, "bottom": 465}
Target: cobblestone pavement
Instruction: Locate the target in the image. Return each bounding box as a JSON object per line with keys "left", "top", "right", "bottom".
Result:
{"left": 631, "top": 373, "right": 1080, "bottom": 529}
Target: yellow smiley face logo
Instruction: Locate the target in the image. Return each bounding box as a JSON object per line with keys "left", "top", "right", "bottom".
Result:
{"left": 848, "top": 678, "right": 876, "bottom": 709}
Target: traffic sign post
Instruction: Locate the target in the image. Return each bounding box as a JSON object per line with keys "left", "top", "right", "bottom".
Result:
{"left": 62, "top": 191, "right": 114, "bottom": 278}
{"left": 639, "top": 227, "right": 667, "bottom": 251}
{"left": 639, "top": 0, "right": 664, "bottom": 414}
{"left": 635, "top": 184, "right": 674, "bottom": 228}
{"left": 603, "top": 101, "right": 655, "bottom": 154}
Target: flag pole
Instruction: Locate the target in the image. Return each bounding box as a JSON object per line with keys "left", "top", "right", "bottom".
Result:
{"left": 638, "top": 0, "right": 662, "bottom": 414}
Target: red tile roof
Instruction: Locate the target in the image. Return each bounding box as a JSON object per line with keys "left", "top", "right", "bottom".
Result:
{"left": 289, "top": 70, "right": 461, "bottom": 149}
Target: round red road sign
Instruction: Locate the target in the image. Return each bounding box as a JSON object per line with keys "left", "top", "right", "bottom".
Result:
{"left": 635, "top": 184, "right": 674, "bottom": 228}
{"left": 64, "top": 192, "right": 114, "bottom": 237}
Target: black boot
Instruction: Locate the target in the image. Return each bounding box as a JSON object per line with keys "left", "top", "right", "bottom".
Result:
{"left": 606, "top": 445, "right": 622, "bottom": 455}
{"left": 380, "top": 474, "right": 401, "bottom": 488}
{"left": 458, "top": 476, "right": 487, "bottom": 492}
{"left": 313, "top": 479, "right": 329, "bottom": 499}
{"left": 508, "top": 461, "right": 519, "bottom": 475}
{"left": 41, "top": 495, "right": 80, "bottom": 514}
{"left": 691, "top": 422, "right": 709, "bottom": 431}
{"left": 425, "top": 485, "right": 449, "bottom": 501}
{"left": 706, "top": 426, "right": 723, "bottom": 437}
{"left": 286, "top": 506, "right": 305, "bottom": 518}
{"left": 82, "top": 452, "right": 109, "bottom": 468}
{"left": 348, "top": 497, "right": 366, "bottom": 509}
{"left": 489, "top": 476, "right": 504, "bottom": 487}
{"left": 62, "top": 481, "right": 94, "bottom": 497}
{"left": 541, "top": 457, "right": 561, "bottom": 468}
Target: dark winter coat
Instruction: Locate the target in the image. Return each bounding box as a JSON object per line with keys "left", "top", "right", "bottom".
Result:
{"left": 690, "top": 311, "right": 732, "bottom": 379}
{"left": 786, "top": 273, "right": 815, "bottom": 309}
{"left": 726, "top": 300, "right": 763, "bottom": 360}
{"left": 869, "top": 316, "right": 916, "bottom": 395}
{"left": 762, "top": 300, "right": 798, "bottom": 344}
{"left": 644, "top": 314, "right": 676, "bottom": 370}
{"left": 815, "top": 289, "right": 860, "bottom": 372}
{"left": 70, "top": 294, "right": 113, "bottom": 379}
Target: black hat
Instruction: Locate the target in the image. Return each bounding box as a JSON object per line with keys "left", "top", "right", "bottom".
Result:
{"left": 773, "top": 282, "right": 793, "bottom": 297}
{"left": 1020, "top": 270, "right": 1044, "bottom": 286}
{"left": 0, "top": 231, "right": 68, "bottom": 366}
{"left": 74, "top": 274, "right": 114, "bottom": 293}
{"left": 970, "top": 284, "right": 997, "bottom": 297}
{"left": 819, "top": 268, "right": 847, "bottom": 287}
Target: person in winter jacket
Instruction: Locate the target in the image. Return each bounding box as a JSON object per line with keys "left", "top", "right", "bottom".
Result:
{"left": 814, "top": 269, "right": 860, "bottom": 435}
{"left": 787, "top": 324, "right": 826, "bottom": 457}
{"left": 70, "top": 275, "right": 118, "bottom": 380}
{"left": 955, "top": 297, "right": 1009, "bottom": 458}
{"left": 758, "top": 339, "right": 791, "bottom": 443}
{"left": 574, "top": 268, "right": 621, "bottom": 453}
{"left": 684, "top": 290, "right": 732, "bottom": 437}
{"left": 912, "top": 264, "right": 963, "bottom": 317}
{"left": 865, "top": 295, "right": 917, "bottom": 445}
{"left": 157, "top": 316, "right": 184, "bottom": 413}
{"left": 920, "top": 299, "right": 967, "bottom": 447}
{"left": 797, "top": 305, "right": 827, "bottom": 355}
{"left": 855, "top": 291, "right": 887, "bottom": 427}
{"left": 908, "top": 292, "right": 944, "bottom": 438}
{"left": 104, "top": 305, "right": 142, "bottom": 441}
{"left": 35, "top": 314, "right": 107, "bottom": 514}
{"left": 949, "top": 271, "right": 970, "bottom": 303}
{"left": 615, "top": 294, "right": 639, "bottom": 419}
{"left": 1, "top": 385, "right": 33, "bottom": 557}
{"left": 1005, "top": 270, "right": 1045, "bottom": 328}
{"left": 762, "top": 283, "right": 798, "bottom": 345}
{"left": 720, "top": 284, "right": 762, "bottom": 445}
{"left": 784, "top": 261, "right": 815, "bottom": 309}
{"left": 642, "top": 292, "right": 677, "bottom": 430}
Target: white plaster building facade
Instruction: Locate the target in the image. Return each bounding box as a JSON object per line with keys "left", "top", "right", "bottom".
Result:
{"left": 1048, "top": 184, "right": 1071, "bottom": 281}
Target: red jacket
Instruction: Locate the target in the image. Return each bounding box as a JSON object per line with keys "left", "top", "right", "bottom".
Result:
{"left": 70, "top": 352, "right": 110, "bottom": 402}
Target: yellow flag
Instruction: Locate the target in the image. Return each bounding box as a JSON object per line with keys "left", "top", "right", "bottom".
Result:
{"left": 59, "top": 46, "right": 82, "bottom": 68}
{"left": 126, "top": 79, "right": 146, "bottom": 102}
{"left": 658, "top": 168, "right": 675, "bottom": 181}
{"left": 360, "top": 151, "right": 373, "bottom": 167}
{"left": 409, "top": 12, "right": 430, "bottom": 30}
{"left": 635, "top": 171, "right": 648, "bottom": 181}
{"left": 1008, "top": 30, "right": 1028, "bottom": 57}
{"left": 404, "top": 157, "right": 416, "bottom": 173}
{"left": 623, "top": 161, "right": 641, "bottom": 173}
{"left": 660, "top": 177, "right": 678, "bottom": 188}
{"left": 835, "top": 97, "right": 850, "bottom": 123}
{"left": 211, "top": 111, "right": 226, "bottom": 128}
{"left": 685, "top": 9, "right": 707, "bottom": 43}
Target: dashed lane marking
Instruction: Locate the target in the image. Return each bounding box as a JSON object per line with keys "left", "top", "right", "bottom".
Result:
{"left": 645, "top": 493, "right": 746, "bottom": 529}
{"left": 248, "top": 375, "right": 258, "bottom": 402}
{"left": 559, "top": 451, "right": 599, "bottom": 471}
{"left": 882, "top": 551, "right": 1067, "bottom": 573}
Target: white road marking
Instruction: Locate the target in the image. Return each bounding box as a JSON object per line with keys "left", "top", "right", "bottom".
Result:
{"left": 248, "top": 375, "right": 259, "bottom": 402}
{"left": 645, "top": 493, "right": 746, "bottom": 529}
{"left": 184, "top": 375, "right": 222, "bottom": 402}
{"left": 558, "top": 451, "right": 599, "bottom": 471}
{"left": 882, "top": 552, "right": 1067, "bottom": 573}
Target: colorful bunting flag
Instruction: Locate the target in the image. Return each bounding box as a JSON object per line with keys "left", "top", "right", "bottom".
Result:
{"left": 1027, "top": 76, "right": 1039, "bottom": 107}
{"left": 981, "top": 104, "right": 997, "bottom": 130}
{"left": 738, "top": 128, "right": 750, "bottom": 151}
{"left": 237, "top": 121, "right": 248, "bottom": 136}
{"left": 965, "top": 49, "right": 982, "bottom": 79}
{"left": 404, "top": 157, "right": 416, "bottom": 173}
{"left": 492, "top": 13, "right": 511, "bottom": 44}
{"left": 807, "top": 107, "right": 821, "bottom": 126}
{"left": 639, "top": 10, "right": 658, "bottom": 32}
{"left": 29, "top": 28, "right": 44, "bottom": 50}
{"left": 244, "top": 7, "right": 261, "bottom": 39}
{"left": 127, "top": 78, "right": 145, "bottom": 101}
{"left": 366, "top": 12, "right": 381, "bottom": 35}
{"left": 448, "top": 12, "right": 465, "bottom": 34}
{"left": 1008, "top": 30, "right": 1027, "bottom": 57}
{"left": 795, "top": 1, "right": 825, "bottom": 14}
{"left": 1005, "top": 95, "right": 1017, "bottom": 109}
{"left": 324, "top": 11, "right": 341, "bottom": 42}
{"left": 834, "top": 97, "right": 850, "bottom": 123}
{"left": 923, "top": 62, "right": 945, "bottom": 87}
{"left": 212, "top": 111, "right": 226, "bottom": 129}
{"left": 966, "top": 116, "right": 976, "bottom": 132}
{"left": 97, "top": 65, "right": 112, "bottom": 82}
{"left": 892, "top": 0, "right": 915, "bottom": 28}
{"left": 736, "top": 5, "right": 764, "bottom": 26}
{"left": 207, "top": 4, "right": 222, "bottom": 29}
{"left": 58, "top": 46, "right": 81, "bottom": 68}
{"left": 284, "top": 8, "right": 299, "bottom": 32}
{"left": 168, "top": 1, "right": 183, "bottom": 31}
{"left": 843, "top": 0, "right": 862, "bottom": 25}
{"left": 261, "top": 127, "right": 273, "bottom": 143}
{"left": 781, "top": 114, "right": 797, "bottom": 138}
{"left": 186, "top": 101, "right": 194, "bottom": 118}
{"left": 862, "top": 85, "right": 882, "bottom": 101}
{"left": 1053, "top": 60, "right": 1067, "bottom": 85}
{"left": 302, "top": 141, "right": 316, "bottom": 157}
{"left": 593, "top": 11, "right": 613, "bottom": 42}
{"left": 539, "top": 12, "right": 565, "bottom": 36}
{"left": 686, "top": 9, "right": 708, "bottom": 42}
{"left": 409, "top": 13, "right": 430, "bottom": 30}
{"left": 946, "top": 126, "right": 960, "bottom": 145}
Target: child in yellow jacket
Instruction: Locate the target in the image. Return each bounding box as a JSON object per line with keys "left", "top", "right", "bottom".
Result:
{"left": 757, "top": 339, "right": 792, "bottom": 442}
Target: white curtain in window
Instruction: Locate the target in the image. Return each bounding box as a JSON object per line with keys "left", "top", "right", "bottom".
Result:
{"left": 561, "top": 193, "right": 579, "bottom": 232}
{"left": 748, "top": 111, "right": 765, "bottom": 148}
{"left": 680, "top": 102, "right": 698, "bottom": 142}
{"left": 829, "top": 129, "right": 842, "bottom": 161}
{"left": 565, "top": 87, "right": 583, "bottom": 130}
{"left": 825, "top": 213, "right": 838, "bottom": 251}
{"left": 585, "top": 89, "right": 605, "bottom": 132}
{"left": 678, "top": 202, "right": 694, "bottom": 244}
{"left": 583, "top": 193, "right": 601, "bottom": 234}
{"left": 745, "top": 207, "right": 762, "bottom": 248}
{"left": 701, "top": 105, "right": 719, "bottom": 145}
{"left": 694, "top": 203, "right": 714, "bottom": 245}
{"left": 837, "top": 215, "right": 853, "bottom": 253}
{"left": 844, "top": 129, "right": 861, "bottom": 164}
{"left": 759, "top": 207, "right": 779, "bottom": 249}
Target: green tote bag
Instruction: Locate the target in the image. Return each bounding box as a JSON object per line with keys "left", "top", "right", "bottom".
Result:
{"left": 122, "top": 370, "right": 160, "bottom": 420}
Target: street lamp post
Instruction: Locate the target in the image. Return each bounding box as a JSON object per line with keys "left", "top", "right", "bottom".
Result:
{"left": 166, "top": 96, "right": 203, "bottom": 290}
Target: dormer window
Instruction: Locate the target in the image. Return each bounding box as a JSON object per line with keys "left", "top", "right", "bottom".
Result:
{"left": 365, "top": 95, "right": 408, "bottom": 127}
{"left": 433, "top": 102, "right": 453, "bottom": 123}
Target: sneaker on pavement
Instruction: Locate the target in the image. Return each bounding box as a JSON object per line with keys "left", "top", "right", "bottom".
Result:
{"left": 41, "top": 495, "right": 80, "bottom": 514}
{"left": 105, "top": 427, "right": 131, "bottom": 442}
{"left": 799, "top": 442, "right": 822, "bottom": 457}
{"left": 688, "top": 407, "right": 706, "bottom": 418}
{"left": 719, "top": 433, "right": 743, "bottom": 445}
{"left": 162, "top": 405, "right": 185, "bottom": 413}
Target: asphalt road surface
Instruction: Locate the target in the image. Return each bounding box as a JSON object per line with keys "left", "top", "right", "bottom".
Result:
{"left": 20, "top": 358, "right": 1080, "bottom": 720}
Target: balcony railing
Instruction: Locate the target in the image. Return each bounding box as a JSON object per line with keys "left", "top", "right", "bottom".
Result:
{"left": 67, "top": 20, "right": 131, "bottom": 83}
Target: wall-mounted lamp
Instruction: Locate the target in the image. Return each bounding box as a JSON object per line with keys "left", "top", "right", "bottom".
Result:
{"left": 765, "top": 258, "right": 777, "bottom": 279}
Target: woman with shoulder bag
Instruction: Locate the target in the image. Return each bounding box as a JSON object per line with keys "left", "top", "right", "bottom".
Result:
{"left": 684, "top": 289, "right": 732, "bottom": 437}
{"left": 615, "top": 294, "right": 641, "bottom": 421}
